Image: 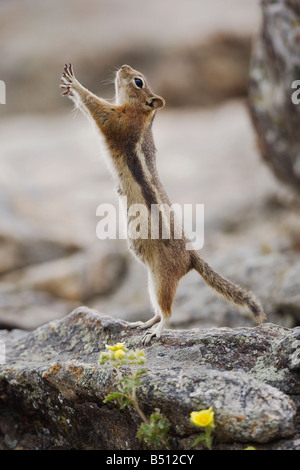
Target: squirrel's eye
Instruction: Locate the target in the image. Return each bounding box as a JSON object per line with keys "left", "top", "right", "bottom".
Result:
{"left": 134, "top": 78, "right": 144, "bottom": 88}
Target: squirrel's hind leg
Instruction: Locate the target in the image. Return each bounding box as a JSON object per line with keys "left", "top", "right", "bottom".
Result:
{"left": 139, "top": 269, "right": 178, "bottom": 345}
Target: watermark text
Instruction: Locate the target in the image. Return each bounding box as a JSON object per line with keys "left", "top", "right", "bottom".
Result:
{"left": 0, "top": 80, "right": 6, "bottom": 104}
{"left": 0, "top": 341, "right": 6, "bottom": 364}
{"left": 291, "top": 80, "right": 300, "bottom": 104}
{"left": 96, "top": 197, "right": 204, "bottom": 250}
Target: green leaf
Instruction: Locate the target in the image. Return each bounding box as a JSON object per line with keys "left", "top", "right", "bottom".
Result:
{"left": 192, "top": 432, "right": 206, "bottom": 447}
{"left": 136, "top": 411, "right": 170, "bottom": 448}
{"left": 135, "top": 368, "right": 147, "bottom": 377}
{"left": 120, "top": 375, "right": 142, "bottom": 393}
{"left": 119, "top": 395, "right": 133, "bottom": 409}
{"left": 192, "top": 432, "right": 213, "bottom": 450}
{"left": 104, "top": 391, "right": 134, "bottom": 410}
{"left": 103, "top": 392, "right": 125, "bottom": 403}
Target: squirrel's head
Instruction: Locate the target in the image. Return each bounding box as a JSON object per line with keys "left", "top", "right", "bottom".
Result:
{"left": 115, "top": 65, "right": 165, "bottom": 113}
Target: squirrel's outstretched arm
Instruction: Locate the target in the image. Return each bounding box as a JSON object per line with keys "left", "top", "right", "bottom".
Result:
{"left": 61, "top": 64, "right": 113, "bottom": 128}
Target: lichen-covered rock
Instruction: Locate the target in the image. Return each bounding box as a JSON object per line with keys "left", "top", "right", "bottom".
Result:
{"left": 249, "top": 0, "right": 300, "bottom": 196}
{"left": 0, "top": 307, "right": 299, "bottom": 450}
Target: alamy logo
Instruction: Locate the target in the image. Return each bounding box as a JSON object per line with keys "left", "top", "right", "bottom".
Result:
{"left": 291, "top": 80, "right": 300, "bottom": 104}
{"left": 0, "top": 80, "right": 6, "bottom": 104}
{"left": 0, "top": 341, "right": 5, "bottom": 364}
{"left": 96, "top": 197, "right": 205, "bottom": 250}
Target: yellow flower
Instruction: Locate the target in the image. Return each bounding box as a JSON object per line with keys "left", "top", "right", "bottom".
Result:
{"left": 190, "top": 407, "right": 214, "bottom": 428}
{"left": 105, "top": 342, "right": 125, "bottom": 351}
{"left": 115, "top": 349, "right": 126, "bottom": 359}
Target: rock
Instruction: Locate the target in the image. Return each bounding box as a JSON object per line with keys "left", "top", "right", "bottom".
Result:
{"left": 249, "top": 0, "right": 300, "bottom": 197}
{"left": 0, "top": 307, "right": 299, "bottom": 450}
{"left": 205, "top": 250, "right": 300, "bottom": 327}
{"left": 0, "top": 230, "right": 79, "bottom": 276}
{"left": 1, "top": 244, "right": 127, "bottom": 302}
{"left": 132, "top": 34, "right": 253, "bottom": 109}
{"left": 0, "top": 283, "right": 78, "bottom": 330}
{"left": 0, "top": 0, "right": 260, "bottom": 115}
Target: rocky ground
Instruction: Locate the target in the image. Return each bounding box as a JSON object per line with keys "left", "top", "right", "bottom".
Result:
{"left": 0, "top": 308, "right": 299, "bottom": 450}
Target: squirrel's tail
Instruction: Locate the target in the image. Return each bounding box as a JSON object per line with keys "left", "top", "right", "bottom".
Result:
{"left": 191, "top": 253, "right": 266, "bottom": 324}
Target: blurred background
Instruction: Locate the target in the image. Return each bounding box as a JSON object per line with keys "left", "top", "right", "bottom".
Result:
{"left": 0, "top": 0, "right": 299, "bottom": 332}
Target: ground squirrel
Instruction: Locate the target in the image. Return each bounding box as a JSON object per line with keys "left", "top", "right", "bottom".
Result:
{"left": 61, "top": 63, "right": 266, "bottom": 344}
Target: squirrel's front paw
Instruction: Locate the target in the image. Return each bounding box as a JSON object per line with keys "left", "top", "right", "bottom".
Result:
{"left": 60, "top": 63, "right": 75, "bottom": 96}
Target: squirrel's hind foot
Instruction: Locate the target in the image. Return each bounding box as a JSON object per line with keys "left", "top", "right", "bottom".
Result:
{"left": 140, "top": 318, "right": 167, "bottom": 346}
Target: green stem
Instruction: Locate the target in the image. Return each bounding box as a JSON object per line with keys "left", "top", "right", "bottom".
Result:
{"left": 130, "top": 392, "right": 150, "bottom": 425}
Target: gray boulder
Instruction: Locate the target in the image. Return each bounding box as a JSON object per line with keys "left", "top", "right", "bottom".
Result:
{"left": 0, "top": 307, "right": 299, "bottom": 450}
{"left": 249, "top": 0, "right": 300, "bottom": 196}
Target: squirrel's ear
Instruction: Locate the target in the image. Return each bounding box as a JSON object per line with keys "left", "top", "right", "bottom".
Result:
{"left": 152, "top": 96, "right": 165, "bottom": 109}
{"left": 147, "top": 96, "right": 165, "bottom": 109}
